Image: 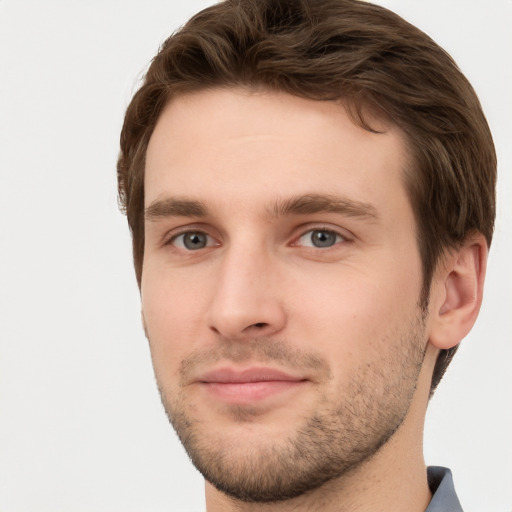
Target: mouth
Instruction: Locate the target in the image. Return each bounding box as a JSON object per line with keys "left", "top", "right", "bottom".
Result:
{"left": 196, "top": 367, "right": 308, "bottom": 404}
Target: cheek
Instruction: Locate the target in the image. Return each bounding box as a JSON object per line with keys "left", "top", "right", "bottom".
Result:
{"left": 143, "top": 258, "right": 209, "bottom": 325}
{"left": 289, "top": 259, "right": 422, "bottom": 360}
{"left": 141, "top": 268, "right": 208, "bottom": 377}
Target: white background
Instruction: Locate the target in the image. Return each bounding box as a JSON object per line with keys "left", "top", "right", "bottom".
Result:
{"left": 0, "top": 1, "right": 510, "bottom": 511}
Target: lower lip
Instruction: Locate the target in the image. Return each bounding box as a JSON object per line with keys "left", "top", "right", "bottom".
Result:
{"left": 202, "top": 380, "right": 305, "bottom": 404}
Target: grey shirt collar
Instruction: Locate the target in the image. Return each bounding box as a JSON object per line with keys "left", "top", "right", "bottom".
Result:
{"left": 425, "top": 466, "right": 463, "bottom": 512}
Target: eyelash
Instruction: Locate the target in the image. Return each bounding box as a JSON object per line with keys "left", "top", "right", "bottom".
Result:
{"left": 294, "top": 228, "right": 347, "bottom": 249}
{"left": 165, "top": 226, "right": 349, "bottom": 252}
{"left": 167, "top": 230, "right": 218, "bottom": 251}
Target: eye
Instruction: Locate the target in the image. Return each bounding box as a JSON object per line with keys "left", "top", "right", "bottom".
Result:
{"left": 297, "top": 229, "right": 345, "bottom": 248}
{"left": 170, "top": 231, "right": 216, "bottom": 250}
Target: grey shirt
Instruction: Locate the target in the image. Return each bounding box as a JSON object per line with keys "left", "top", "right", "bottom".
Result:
{"left": 426, "top": 466, "right": 463, "bottom": 512}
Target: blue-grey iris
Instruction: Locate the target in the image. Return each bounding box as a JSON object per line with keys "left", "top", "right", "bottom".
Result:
{"left": 183, "top": 232, "right": 208, "bottom": 250}
{"left": 310, "top": 230, "right": 337, "bottom": 248}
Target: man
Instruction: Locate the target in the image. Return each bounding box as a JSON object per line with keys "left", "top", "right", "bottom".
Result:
{"left": 117, "top": 0, "right": 496, "bottom": 510}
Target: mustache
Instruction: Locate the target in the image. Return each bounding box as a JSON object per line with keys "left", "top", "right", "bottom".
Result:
{"left": 179, "top": 336, "right": 331, "bottom": 385}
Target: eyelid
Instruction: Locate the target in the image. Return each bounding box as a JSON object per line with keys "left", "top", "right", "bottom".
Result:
{"left": 290, "top": 224, "right": 353, "bottom": 247}
{"left": 157, "top": 222, "right": 352, "bottom": 251}
{"left": 161, "top": 224, "right": 219, "bottom": 248}
{"left": 171, "top": 232, "right": 218, "bottom": 250}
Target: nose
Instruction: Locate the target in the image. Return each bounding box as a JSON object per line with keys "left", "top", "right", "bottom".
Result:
{"left": 206, "top": 244, "right": 287, "bottom": 340}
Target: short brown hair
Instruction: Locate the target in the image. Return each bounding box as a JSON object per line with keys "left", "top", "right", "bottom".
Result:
{"left": 117, "top": 0, "right": 496, "bottom": 393}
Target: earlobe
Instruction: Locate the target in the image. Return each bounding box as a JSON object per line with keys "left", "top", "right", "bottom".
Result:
{"left": 429, "top": 233, "right": 488, "bottom": 350}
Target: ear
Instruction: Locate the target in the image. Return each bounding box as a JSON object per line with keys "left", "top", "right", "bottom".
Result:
{"left": 428, "top": 233, "right": 488, "bottom": 350}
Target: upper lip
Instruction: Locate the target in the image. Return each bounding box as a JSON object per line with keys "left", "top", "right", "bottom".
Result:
{"left": 197, "top": 367, "right": 306, "bottom": 384}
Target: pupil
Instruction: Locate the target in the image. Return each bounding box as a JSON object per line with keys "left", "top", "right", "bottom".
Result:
{"left": 184, "top": 232, "right": 207, "bottom": 250}
{"left": 312, "top": 230, "right": 336, "bottom": 248}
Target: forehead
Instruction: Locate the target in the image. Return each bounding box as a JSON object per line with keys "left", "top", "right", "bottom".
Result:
{"left": 145, "top": 88, "right": 409, "bottom": 216}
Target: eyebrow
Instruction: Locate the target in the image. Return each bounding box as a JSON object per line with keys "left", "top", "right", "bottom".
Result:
{"left": 145, "top": 193, "right": 379, "bottom": 222}
{"left": 269, "top": 193, "right": 379, "bottom": 221}
{"left": 145, "top": 198, "right": 209, "bottom": 221}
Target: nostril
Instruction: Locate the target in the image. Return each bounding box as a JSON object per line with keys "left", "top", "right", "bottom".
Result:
{"left": 253, "top": 322, "right": 267, "bottom": 329}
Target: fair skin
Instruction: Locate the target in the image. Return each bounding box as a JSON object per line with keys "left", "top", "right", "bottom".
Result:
{"left": 141, "top": 88, "right": 486, "bottom": 511}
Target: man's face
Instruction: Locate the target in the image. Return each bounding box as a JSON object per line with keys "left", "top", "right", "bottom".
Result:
{"left": 142, "top": 88, "right": 429, "bottom": 502}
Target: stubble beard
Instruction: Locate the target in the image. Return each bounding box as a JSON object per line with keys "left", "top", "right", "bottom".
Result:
{"left": 154, "top": 315, "right": 427, "bottom": 503}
